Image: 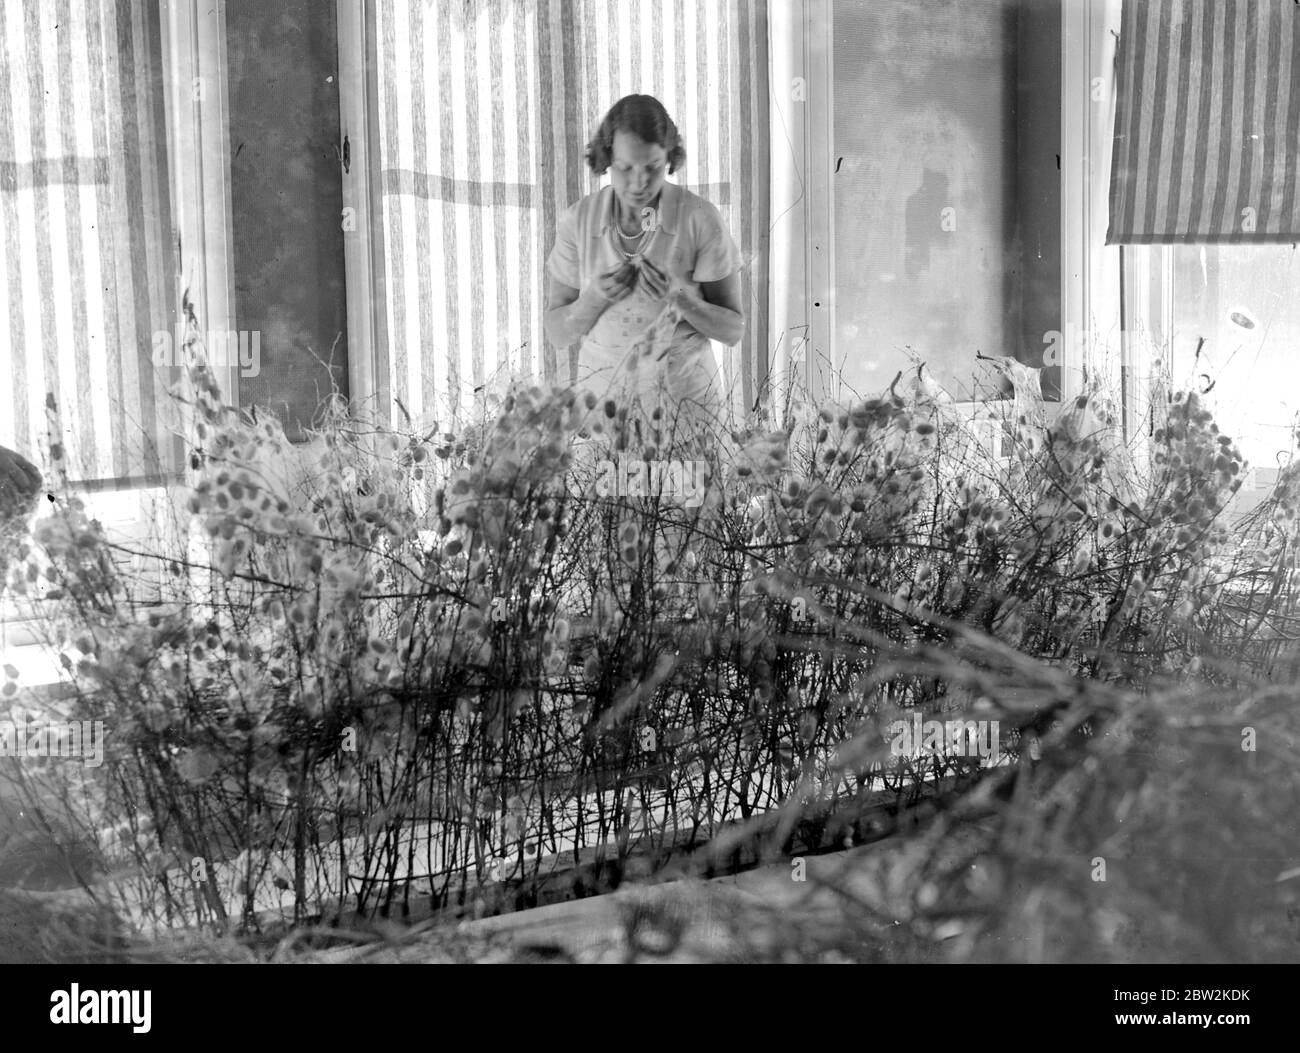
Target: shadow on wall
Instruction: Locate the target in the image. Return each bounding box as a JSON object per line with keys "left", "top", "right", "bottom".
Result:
{"left": 904, "top": 169, "right": 950, "bottom": 279}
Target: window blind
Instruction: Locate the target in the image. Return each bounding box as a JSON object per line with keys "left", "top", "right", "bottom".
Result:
{"left": 0, "top": 0, "right": 181, "bottom": 486}
{"left": 1108, "top": 0, "right": 1300, "bottom": 244}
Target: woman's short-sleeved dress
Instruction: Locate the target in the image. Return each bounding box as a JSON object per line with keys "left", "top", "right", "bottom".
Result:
{"left": 547, "top": 181, "right": 741, "bottom": 428}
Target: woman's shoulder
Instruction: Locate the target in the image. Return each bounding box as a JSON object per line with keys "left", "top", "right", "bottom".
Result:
{"left": 672, "top": 183, "right": 714, "bottom": 207}
{"left": 562, "top": 185, "right": 613, "bottom": 226}
{"left": 669, "top": 184, "right": 727, "bottom": 232}
{"left": 667, "top": 188, "right": 735, "bottom": 255}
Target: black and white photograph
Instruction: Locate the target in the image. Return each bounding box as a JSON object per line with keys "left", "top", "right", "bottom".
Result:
{"left": 0, "top": 0, "right": 1294, "bottom": 1017}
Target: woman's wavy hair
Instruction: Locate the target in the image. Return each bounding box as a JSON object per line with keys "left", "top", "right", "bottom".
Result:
{"left": 585, "top": 94, "right": 686, "bottom": 175}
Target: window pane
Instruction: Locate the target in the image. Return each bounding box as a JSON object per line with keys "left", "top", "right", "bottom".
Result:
{"left": 830, "top": 0, "right": 1060, "bottom": 401}
{"left": 1169, "top": 244, "right": 1300, "bottom": 471}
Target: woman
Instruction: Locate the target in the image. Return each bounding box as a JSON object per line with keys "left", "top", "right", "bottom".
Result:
{"left": 543, "top": 94, "right": 745, "bottom": 447}
{"left": 0, "top": 445, "right": 41, "bottom": 591}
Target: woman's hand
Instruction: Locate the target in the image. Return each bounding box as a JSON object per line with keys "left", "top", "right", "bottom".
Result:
{"left": 640, "top": 251, "right": 745, "bottom": 346}
{"left": 544, "top": 263, "right": 637, "bottom": 348}
{"left": 587, "top": 261, "right": 637, "bottom": 307}
{"left": 637, "top": 251, "right": 694, "bottom": 308}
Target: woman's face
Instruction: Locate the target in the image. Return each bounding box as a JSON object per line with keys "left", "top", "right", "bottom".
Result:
{"left": 609, "top": 130, "right": 668, "bottom": 217}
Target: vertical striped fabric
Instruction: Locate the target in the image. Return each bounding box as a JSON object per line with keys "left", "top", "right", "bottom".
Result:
{"left": 0, "top": 0, "right": 180, "bottom": 483}
{"left": 374, "top": 0, "right": 768, "bottom": 428}
{"left": 1108, "top": 0, "right": 1300, "bottom": 244}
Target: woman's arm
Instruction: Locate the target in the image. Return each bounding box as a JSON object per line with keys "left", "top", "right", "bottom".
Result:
{"left": 672, "top": 272, "right": 745, "bottom": 347}
{"left": 543, "top": 267, "right": 636, "bottom": 348}
{"left": 641, "top": 256, "right": 745, "bottom": 346}
{"left": 0, "top": 446, "right": 42, "bottom": 522}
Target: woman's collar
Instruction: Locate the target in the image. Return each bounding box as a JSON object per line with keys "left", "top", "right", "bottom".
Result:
{"left": 594, "top": 181, "right": 682, "bottom": 237}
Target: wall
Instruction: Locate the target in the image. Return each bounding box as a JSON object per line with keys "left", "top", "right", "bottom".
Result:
{"left": 830, "top": 0, "right": 1060, "bottom": 401}
{"left": 226, "top": 0, "right": 348, "bottom": 439}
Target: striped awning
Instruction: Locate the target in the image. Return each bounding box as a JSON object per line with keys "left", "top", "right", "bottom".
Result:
{"left": 1108, "top": 0, "right": 1300, "bottom": 244}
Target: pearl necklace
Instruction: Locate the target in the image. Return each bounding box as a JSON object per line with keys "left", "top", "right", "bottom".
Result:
{"left": 611, "top": 192, "right": 656, "bottom": 261}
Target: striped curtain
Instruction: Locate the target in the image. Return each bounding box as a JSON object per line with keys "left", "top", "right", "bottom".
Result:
{"left": 1108, "top": 0, "right": 1300, "bottom": 244}
{"left": 0, "top": 0, "right": 180, "bottom": 485}
{"left": 374, "top": 0, "right": 769, "bottom": 427}
{"left": 374, "top": 0, "right": 540, "bottom": 428}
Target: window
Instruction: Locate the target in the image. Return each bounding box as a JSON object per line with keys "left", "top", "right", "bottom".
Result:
{"left": 1124, "top": 241, "right": 1300, "bottom": 510}
{"left": 0, "top": 0, "right": 181, "bottom": 488}
{"left": 365, "top": 0, "right": 771, "bottom": 427}
{"left": 1106, "top": 0, "right": 1300, "bottom": 504}
{"left": 792, "top": 0, "right": 1066, "bottom": 416}
{"left": 2, "top": 0, "right": 357, "bottom": 683}
{"left": 1166, "top": 246, "right": 1300, "bottom": 472}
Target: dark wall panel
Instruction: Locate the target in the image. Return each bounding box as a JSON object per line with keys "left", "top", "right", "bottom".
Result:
{"left": 1015, "top": 0, "right": 1063, "bottom": 398}
{"left": 227, "top": 0, "right": 348, "bottom": 439}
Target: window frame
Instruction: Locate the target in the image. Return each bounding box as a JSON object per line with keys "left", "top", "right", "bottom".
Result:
{"left": 335, "top": 0, "right": 390, "bottom": 425}
{"left": 794, "top": 0, "right": 1122, "bottom": 420}
{"left": 767, "top": 0, "right": 834, "bottom": 422}
{"left": 1061, "top": 0, "right": 1124, "bottom": 411}
{"left": 159, "top": 0, "right": 240, "bottom": 413}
